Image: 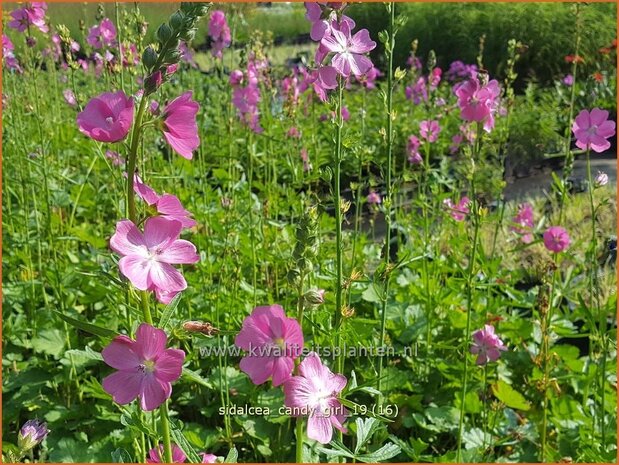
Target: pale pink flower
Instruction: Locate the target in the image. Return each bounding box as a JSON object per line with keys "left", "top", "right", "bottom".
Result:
{"left": 470, "top": 324, "right": 507, "bottom": 365}
{"left": 63, "top": 89, "right": 77, "bottom": 108}
{"left": 419, "top": 120, "right": 440, "bottom": 143}
{"left": 305, "top": 3, "right": 355, "bottom": 43}
{"left": 595, "top": 171, "right": 609, "bottom": 187}
{"left": 543, "top": 226, "right": 570, "bottom": 253}
{"left": 300, "top": 148, "right": 312, "bottom": 172}
{"left": 572, "top": 108, "right": 616, "bottom": 153}
{"left": 235, "top": 305, "right": 304, "bottom": 386}
{"left": 320, "top": 22, "right": 376, "bottom": 78}
{"left": 105, "top": 150, "right": 124, "bottom": 166}
{"left": 77, "top": 91, "right": 134, "bottom": 143}
{"left": 208, "top": 10, "right": 231, "bottom": 59}
{"left": 283, "top": 352, "right": 348, "bottom": 444}
{"left": 443, "top": 196, "right": 470, "bottom": 221}
{"left": 201, "top": 454, "right": 217, "bottom": 464}
{"left": 162, "top": 92, "right": 200, "bottom": 160}
{"left": 405, "top": 77, "right": 427, "bottom": 105}
{"left": 510, "top": 203, "right": 534, "bottom": 244}
{"left": 147, "top": 444, "right": 186, "bottom": 463}
{"left": 102, "top": 323, "right": 185, "bottom": 411}
{"left": 110, "top": 217, "right": 199, "bottom": 293}
{"left": 132, "top": 174, "right": 196, "bottom": 228}
{"left": 367, "top": 191, "right": 381, "bottom": 204}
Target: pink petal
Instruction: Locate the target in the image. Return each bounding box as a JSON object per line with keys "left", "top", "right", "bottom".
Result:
{"left": 149, "top": 261, "right": 187, "bottom": 292}
{"left": 350, "top": 29, "right": 376, "bottom": 54}
{"left": 573, "top": 110, "right": 590, "bottom": 131}
{"left": 271, "top": 357, "right": 295, "bottom": 386}
{"left": 155, "top": 348, "right": 185, "bottom": 383}
{"left": 325, "top": 373, "right": 347, "bottom": 393}
{"left": 589, "top": 108, "right": 609, "bottom": 126}
{"left": 102, "top": 335, "right": 142, "bottom": 370}
{"left": 102, "top": 370, "right": 143, "bottom": 405}
{"left": 118, "top": 255, "right": 153, "bottom": 291}
{"left": 298, "top": 352, "right": 326, "bottom": 380}
{"left": 143, "top": 217, "right": 182, "bottom": 250}
{"left": 140, "top": 376, "right": 171, "bottom": 411}
{"left": 136, "top": 323, "right": 168, "bottom": 360}
{"left": 158, "top": 239, "right": 200, "bottom": 265}
{"left": 239, "top": 355, "right": 275, "bottom": 385}
{"left": 110, "top": 220, "right": 147, "bottom": 256}
{"left": 283, "top": 376, "right": 314, "bottom": 410}
{"left": 307, "top": 415, "right": 333, "bottom": 444}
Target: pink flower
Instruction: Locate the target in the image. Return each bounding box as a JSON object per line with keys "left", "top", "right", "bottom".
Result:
{"left": 3, "top": 34, "right": 22, "bottom": 73}
{"left": 358, "top": 65, "right": 382, "bottom": 89}
{"left": 367, "top": 191, "right": 381, "bottom": 204}
{"left": 300, "top": 148, "right": 312, "bottom": 172}
{"left": 147, "top": 444, "right": 187, "bottom": 463}
{"left": 572, "top": 108, "right": 616, "bottom": 153}
{"left": 455, "top": 76, "right": 501, "bottom": 131}
{"left": 162, "top": 92, "right": 200, "bottom": 160}
{"left": 87, "top": 18, "right": 117, "bottom": 49}
{"left": 443, "top": 196, "right": 470, "bottom": 221}
{"left": 156, "top": 194, "right": 198, "bottom": 229}
{"left": 405, "top": 77, "right": 427, "bottom": 105}
{"left": 110, "top": 217, "right": 199, "bottom": 293}
{"left": 595, "top": 171, "right": 609, "bottom": 187}
{"left": 133, "top": 174, "right": 160, "bottom": 206}
{"left": 305, "top": 3, "right": 355, "bottom": 42}
{"left": 102, "top": 323, "right": 185, "bottom": 411}
{"left": 200, "top": 454, "right": 217, "bottom": 463}
{"left": 63, "top": 89, "right": 77, "bottom": 108}
{"left": 229, "top": 70, "right": 244, "bottom": 87}
{"left": 470, "top": 324, "right": 507, "bottom": 365}
{"left": 562, "top": 74, "right": 574, "bottom": 86}
{"left": 543, "top": 226, "right": 570, "bottom": 253}
{"left": 8, "top": 3, "right": 48, "bottom": 33}
{"left": 235, "top": 305, "right": 304, "bottom": 386}
{"left": 419, "top": 120, "right": 440, "bottom": 143}
{"left": 320, "top": 22, "right": 376, "bottom": 78}
{"left": 287, "top": 127, "right": 301, "bottom": 138}
{"left": 450, "top": 134, "right": 463, "bottom": 154}
{"left": 407, "top": 135, "right": 422, "bottom": 164}
{"left": 510, "top": 203, "right": 534, "bottom": 244}
{"left": 208, "top": 10, "right": 231, "bottom": 59}
{"left": 429, "top": 67, "right": 442, "bottom": 89}
{"left": 77, "top": 91, "right": 134, "bottom": 143}
{"left": 301, "top": 66, "right": 338, "bottom": 102}
{"left": 283, "top": 352, "right": 348, "bottom": 444}
{"left": 105, "top": 150, "right": 124, "bottom": 166}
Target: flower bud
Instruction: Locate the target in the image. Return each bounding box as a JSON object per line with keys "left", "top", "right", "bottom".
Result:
{"left": 142, "top": 46, "right": 158, "bottom": 69}
{"left": 595, "top": 171, "right": 609, "bottom": 187}
{"left": 169, "top": 11, "right": 185, "bottom": 30}
{"left": 156, "top": 23, "right": 173, "bottom": 43}
{"left": 18, "top": 420, "right": 49, "bottom": 452}
{"left": 303, "top": 288, "right": 326, "bottom": 306}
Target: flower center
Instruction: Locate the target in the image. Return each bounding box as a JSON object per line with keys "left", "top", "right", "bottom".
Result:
{"left": 138, "top": 360, "right": 156, "bottom": 373}
{"left": 105, "top": 116, "right": 114, "bottom": 126}
{"left": 588, "top": 125, "right": 598, "bottom": 135}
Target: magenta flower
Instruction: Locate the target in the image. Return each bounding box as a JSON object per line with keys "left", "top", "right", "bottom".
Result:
{"left": 455, "top": 76, "right": 500, "bottom": 131}
{"left": 156, "top": 194, "right": 198, "bottom": 229}
{"left": 302, "top": 66, "right": 338, "bottom": 102}
{"left": 562, "top": 74, "right": 574, "bottom": 86}
{"left": 229, "top": 70, "right": 244, "bottom": 87}
{"left": 320, "top": 22, "right": 376, "bottom": 78}
{"left": 9, "top": 3, "right": 48, "bottom": 33}
{"left": 543, "top": 226, "right": 571, "bottom": 253}
{"left": 87, "top": 18, "right": 117, "bottom": 49}
{"left": 235, "top": 305, "right": 304, "bottom": 386}
{"left": 77, "top": 91, "right": 134, "bottom": 143}
{"left": 367, "top": 191, "right": 381, "bottom": 204}
{"left": 147, "top": 444, "right": 186, "bottom": 463}
{"left": 201, "top": 454, "right": 217, "bottom": 464}
{"left": 102, "top": 323, "right": 185, "bottom": 411}
{"left": 443, "top": 196, "right": 470, "bottom": 222}
{"left": 510, "top": 203, "right": 534, "bottom": 244}
{"left": 450, "top": 134, "right": 463, "bottom": 154}
{"left": 3, "top": 34, "right": 22, "bottom": 73}
{"left": 572, "top": 108, "right": 616, "bottom": 153}
{"left": 110, "top": 217, "right": 199, "bottom": 293}
{"left": 305, "top": 3, "right": 355, "bottom": 43}
{"left": 419, "top": 120, "right": 441, "bottom": 143}
{"left": 405, "top": 77, "right": 427, "bottom": 105}
{"left": 470, "top": 324, "right": 507, "bottom": 365}
{"left": 283, "top": 352, "right": 348, "bottom": 444}
{"left": 162, "top": 92, "right": 200, "bottom": 160}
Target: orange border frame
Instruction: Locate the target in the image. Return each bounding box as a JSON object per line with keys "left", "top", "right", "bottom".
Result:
{"left": 0, "top": 0, "right": 617, "bottom": 464}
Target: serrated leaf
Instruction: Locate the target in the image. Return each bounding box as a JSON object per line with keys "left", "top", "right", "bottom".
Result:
{"left": 224, "top": 446, "right": 238, "bottom": 463}
{"left": 357, "top": 442, "right": 401, "bottom": 463}
{"left": 354, "top": 417, "right": 381, "bottom": 454}
{"left": 31, "top": 329, "right": 66, "bottom": 357}
{"left": 111, "top": 448, "right": 133, "bottom": 463}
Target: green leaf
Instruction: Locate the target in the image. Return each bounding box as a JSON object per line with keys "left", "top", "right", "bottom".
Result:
{"left": 224, "top": 446, "right": 238, "bottom": 463}
{"left": 354, "top": 417, "right": 381, "bottom": 454}
{"left": 317, "top": 439, "right": 355, "bottom": 459}
{"left": 111, "top": 448, "right": 133, "bottom": 463}
{"left": 182, "top": 368, "right": 214, "bottom": 389}
{"left": 159, "top": 293, "right": 183, "bottom": 329}
{"left": 31, "top": 329, "right": 66, "bottom": 357}
{"left": 54, "top": 311, "right": 118, "bottom": 339}
{"left": 357, "top": 442, "right": 402, "bottom": 463}
{"left": 492, "top": 380, "right": 531, "bottom": 411}
{"left": 170, "top": 420, "right": 202, "bottom": 463}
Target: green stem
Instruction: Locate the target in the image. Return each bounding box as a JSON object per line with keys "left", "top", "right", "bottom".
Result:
{"left": 295, "top": 417, "right": 304, "bottom": 463}
{"left": 378, "top": 3, "right": 395, "bottom": 397}
{"left": 334, "top": 79, "right": 345, "bottom": 374}
{"left": 456, "top": 123, "right": 483, "bottom": 461}
{"left": 127, "top": 96, "right": 148, "bottom": 223}
{"left": 160, "top": 401, "right": 174, "bottom": 463}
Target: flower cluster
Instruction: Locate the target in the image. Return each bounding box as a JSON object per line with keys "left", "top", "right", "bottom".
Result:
{"left": 470, "top": 324, "right": 507, "bottom": 365}
{"left": 8, "top": 2, "right": 48, "bottom": 34}
{"left": 87, "top": 18, "right": 117, "bottom": 50}
{"left": 230, "top": 57, "right": 265, "bottom": 133}
{"left": 455, "top": 74, "right": 501, "bottom": 132}
{"left": 208, "top": 10, "right": 231, "bottom": 59}
{"left": 235, "top": 305, "right": 348, "bottom": 444}
{"left": 2, "top": 34, "right": 22, "bottom": 73}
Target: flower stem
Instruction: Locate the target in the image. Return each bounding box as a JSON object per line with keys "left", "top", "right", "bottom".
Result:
{"left": 456, "top": 122, "right": 483, "bottom": 462}
{"left": 378, "top": 2, "right": 395, "bottom": 398}
{"left": 334, "top": 79, "right": 345, "bottom": 374}
{"left": 160, "top": 401, "right": 174, "bottom": 464}
{"left": 295, "top": 417, "right": 304, "bottom": 463}
{"left": 127, "top": 96, "right": 148, "bottom": 224}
